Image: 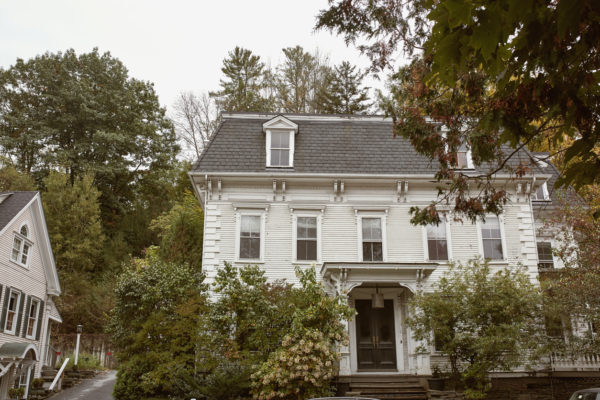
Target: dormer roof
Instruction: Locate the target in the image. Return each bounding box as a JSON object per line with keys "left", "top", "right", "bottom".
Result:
{"left": 262, "top": 115, "right": 298, "bottom": 133}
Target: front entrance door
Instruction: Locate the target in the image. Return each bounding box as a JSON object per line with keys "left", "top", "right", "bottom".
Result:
{"left": 355, "top": 299, "right": 397, "bottom": 370}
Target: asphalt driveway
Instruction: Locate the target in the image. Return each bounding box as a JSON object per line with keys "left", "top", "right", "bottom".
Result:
{"left": 48, "top": 370, "right": 117, "bottom": 400}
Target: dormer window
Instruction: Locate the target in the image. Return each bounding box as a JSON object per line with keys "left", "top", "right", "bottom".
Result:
{"left": 532, "top": 182, "right": 550, "bottom": 201}
{"left": 11, "top": 223, "right": 32, "bottom": 267}
{"left": 263, "top": 115, "right": 298, "bottom": 168}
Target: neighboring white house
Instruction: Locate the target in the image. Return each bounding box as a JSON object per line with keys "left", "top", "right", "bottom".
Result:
{"left": 189, "top": 113, "right": 581, "bottom": 377}
{"left": 0, "top": 192, "right": 61, "bottom": 400}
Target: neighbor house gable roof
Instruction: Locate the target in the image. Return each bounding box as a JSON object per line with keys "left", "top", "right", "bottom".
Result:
{"left": 0, "top": 191, "right": 61, "bottom": 295}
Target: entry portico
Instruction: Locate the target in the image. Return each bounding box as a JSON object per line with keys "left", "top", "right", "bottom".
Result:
{"left": 321, "top": 262, "right": 437, "bottom": 376}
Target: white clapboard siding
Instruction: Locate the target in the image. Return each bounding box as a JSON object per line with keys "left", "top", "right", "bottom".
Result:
{"left": 0, "top": 205, "right": 50, "bottom": 377}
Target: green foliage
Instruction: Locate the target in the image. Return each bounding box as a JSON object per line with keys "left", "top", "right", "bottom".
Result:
{"left": 276, "top": 46, "right": 331, "bottom": 113}
{"left": 60, "top": 352, "right": 103, "bottom": 371}
{"left": 109, "top": 251, "right": 207, "bottom": 400}
{"left": 407, "top": 259, "right": 544, "bottom": 399}
{"left": 211, "top": 47, "right": 273, "bottom": 112}
{"left": 7, "top": 387, "right": 24, "bottom": 399}
{"left": 317, "top": 0, "right": 600, "bottom": 221}
{"left": 150, "top": 191, "right": 203, "bottom": 270}
{"left": 0, "top": 48, "right": 178, "bottom": 227}
{"left": 318, "top": 61, "right": 371, "bottom": 114}
{"left": 0, "top": 165, "right": 35, "bottom": 191}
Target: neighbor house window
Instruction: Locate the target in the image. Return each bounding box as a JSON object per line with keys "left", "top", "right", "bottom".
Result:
{"left": 532, "top": 182, "right": 550, "bottom": 201}
{"left": 427, "top": 222, "right": 449, "bottom": 261}
{"left": 537, "top": 242, "right": 554, "bottom": 269}
{"left": 362, "top": 218, "right": 383, "bottom": 261}
{"left": 26, "top": 298, "right": 40, "bottom": 339}
{"left": 481, "top": 216, "right": 504, "bottom": 260}
{"left": 11, "top": 224, "right": 31, "bottom": 267}
{"left": 297, "top": 217, "right": 317, "bottom": 261}
{"left": 268, "top": 131, "right": 291, "bottom": 167}
{"left": 4, "top": 289, "right": 21, "bottom": 334}
{"left": 239, "top": 215, "right": 261, "bottom": 259}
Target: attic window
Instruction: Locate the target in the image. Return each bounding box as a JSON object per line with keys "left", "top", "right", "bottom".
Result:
{"left": 11, "top": 223, "right": 32, "bottom": 268}
{"left": 263, "top": 116, "right": 298, "bottom": 168}
{"left": 532, "top": 182, "right": 550, "bottom": 201}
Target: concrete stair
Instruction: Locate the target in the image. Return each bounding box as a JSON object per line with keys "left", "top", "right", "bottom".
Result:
{"left": 344, "top": 375, "right": 428, "bottom": 400}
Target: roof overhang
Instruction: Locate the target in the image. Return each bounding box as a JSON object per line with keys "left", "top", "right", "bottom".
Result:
{"left": 0, "top": 343, "right": 39, "bottom": 361}
{"left": 320, "top": 262, "right": 439, "bottom": 276}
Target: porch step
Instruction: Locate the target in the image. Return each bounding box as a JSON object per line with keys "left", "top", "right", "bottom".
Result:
{"left": 345, "top": 375, "right": 428, "bottom": 400}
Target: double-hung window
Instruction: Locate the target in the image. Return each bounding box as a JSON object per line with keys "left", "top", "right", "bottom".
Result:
{"left": 427, "top": 221, "right": 449, "bottom": 261}
{"left": 269, "top": 131, "right": 291, "bottom": 167}
{"left": 4, "top": 289, "right": 21, "bottom": 334}
{"left": 239, "top": 215, "right": 261, "bottom": 260}
{"left": 297, "top": 217, "right": 317, "bottom": 261}
{"left": 362, "top": 218, "right": 383, "bottom": 262}
{"left": 11, "top": 224, "right": 32, "bottom": 267}
{"left": 532, "top": 182, "right": 550, "bottom": 201}
{"left": 481, "top": 216, "right": 504, "bottom": 260}
{"left": 537, "top": 242, "right": 554, "bottom": 269}
{"left": 26, "top": 298, "right": 40, "bottom": 339}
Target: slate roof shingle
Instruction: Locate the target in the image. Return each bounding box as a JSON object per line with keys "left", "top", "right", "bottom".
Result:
{"left": 192, "top": 113, "right": 543, "bottom": 176}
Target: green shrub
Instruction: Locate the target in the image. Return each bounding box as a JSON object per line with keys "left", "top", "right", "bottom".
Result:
{"left": 8, "top": 387, "right": 25, "bottom": 399}
{"left": 60, "top": 352, "right": 103, "bottom": 371}
{"left": 31, "top": 378, "right": 44, "bottom": 389}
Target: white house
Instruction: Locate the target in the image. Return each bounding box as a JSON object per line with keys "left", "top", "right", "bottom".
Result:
{"left": 189, "top": 113, "right": 581, "bottom": 381}
{"left": 0, "top": 192, "right": 61, "bottom": 400}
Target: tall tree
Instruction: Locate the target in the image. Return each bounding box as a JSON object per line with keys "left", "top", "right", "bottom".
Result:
{"left": 318, "top": 61, "right": 371, "bottom": 114}
{"left": 0, "top": 48, "right": 179, "bottom": 229}
{"left": 210, "top": 47, "right": 272, "bottom": 112}
{"left": 171, "top": 91, "right": 220, "bottom": 160}
{"left": 0, "top": 165, "right": 35, "bottom": 191}
{"left": 42, "top": 171, "right": 108, "bottom": 332}
{"left": 316, "top": 0, "right": 600, "bottom": 223}
{"left": 276, "top": 46, "right": 331, "bottom": 113}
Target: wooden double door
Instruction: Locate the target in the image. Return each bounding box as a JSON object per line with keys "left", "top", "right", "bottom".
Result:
{"left": 355, "top": 299, "right": 397, "bottom": 370}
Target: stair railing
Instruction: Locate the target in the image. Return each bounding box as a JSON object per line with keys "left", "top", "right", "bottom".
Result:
{"left": 49, "top": 357, "right": 70, "bottom": 391}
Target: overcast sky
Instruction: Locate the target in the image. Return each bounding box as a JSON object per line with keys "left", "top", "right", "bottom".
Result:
{"left": 0, "top": 0, "right": 399, "bottom": 112}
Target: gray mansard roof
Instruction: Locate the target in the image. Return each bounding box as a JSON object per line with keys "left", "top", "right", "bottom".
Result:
{"left": 192, "top": 113, "right": 542, "bottom": 176}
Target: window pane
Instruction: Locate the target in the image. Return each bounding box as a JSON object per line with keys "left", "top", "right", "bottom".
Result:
{"left": 483, "top": 238, "right": 503, "bottom": 260}
{"left": 427, "top": 222, "right": 446, "bottom": 240}
{"left": 297, "top": 239, "right": 317, "bottom": 261}
{"left": 20, "top": 225, "right": 28, "bottom": 237}
{"left": 371, "top": 242, "right": 383, "bottom": 261}
{"left": 481, "top": 216, "right": 501, "bottom": 239}
{"left": 457, "top": 151, "right": 468, "bottom": 168}
{"left": 297, "top": 217, "right": 317, "bottom": 239}
{"left": 537, "top": 242, "right": 553, "bottom": 261}
{"left": 428, "top": 239, "right": 448, "bottom": 261}
{"left": 271, "top": 149, "right": 281, "bottom": 166}
{"left": 241, "top": 216, "right": 260, "bottom": 235}
{"left": 271, "top": 132, "right": 281, "bottom": 147}
{"left": 279, "top": 132, "right": 289, "bottom": 148}
{"left": 362, "top": 218, "right": 382, "bottom": 241}
{"left": 279, "top": 150, "right": 289, "bottom": 166}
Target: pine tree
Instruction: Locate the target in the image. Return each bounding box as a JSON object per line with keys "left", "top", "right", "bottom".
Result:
{"left": 276, "top": 46, "right": 330, "bottom": 113}
{"left": 210, "top": 47, "right": 272, "bottom": 112}
{"left": 318, "top": 61, "right": 371, "bottom": 114}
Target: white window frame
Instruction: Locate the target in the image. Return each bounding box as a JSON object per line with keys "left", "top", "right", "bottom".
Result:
{"left": 292, "top": 213, "right": 322, "bottom": 263}
{"left": 235, "top": 211, "right": 266, "bottom": 263}
{"left": 4, "top": 288, "right": 22, "bottom": 335}
{"left": 25, "top": 297, "right": 41, "bottom": 340}
{"left": 357, "top": 213, "right": 387, "bottom": 262}
{"left": 532, "top": 182, "right": 550, "bottom": 201}
{"left": 476, "top": 214, "right": 507, "bottom": 261}
{"left": 265, "top": 129, "right": 295, "bottom": 168}
{"left": 422, "top": 218, "right": 453, "bottom": 261}
{"left": 10, "top": 223, "right": 33, "bottom": 268}
{"left": 441, "top": 128, "right": 474, "bottom": 169}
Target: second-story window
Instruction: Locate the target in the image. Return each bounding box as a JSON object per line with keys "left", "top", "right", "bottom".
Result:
{"left": 239, "top": 215, "right": 261, "bottom": 259}
{"left": 26, "top": 298, "right": 40, "bottom": 338}
{"left": 11, "top": 224, "right": 31, "bottom": 267}
{"left": 4, "top": 289, "right": 21, "bottom": 334}
{"left": 269, "top": 131, "right": 291, "bottom": 167}
{"left": 537, "top": 242, "right": 554, "bottom": 269}
{"left": 362, "top": 217, "right": 383, "bottom": 262}
{"left": 297, "top": 217, "right": 317, "bottom": 261}
{"left": 481, "top": 216, "right": 504, "bottom": 260}
{"left": 427, "top": 221, "right": 448, "bottom": 261}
